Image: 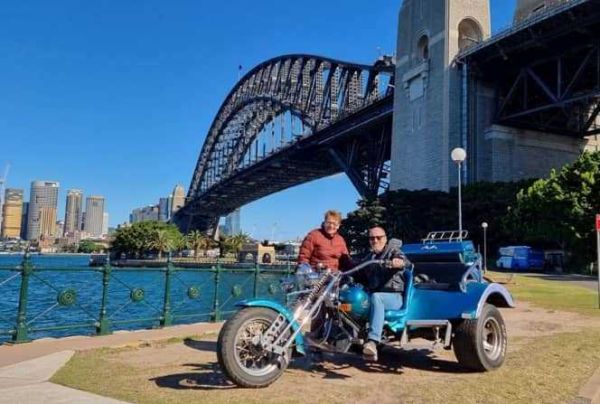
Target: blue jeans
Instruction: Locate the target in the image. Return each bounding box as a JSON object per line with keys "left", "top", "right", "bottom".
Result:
{"left": 368, "top": 292, "right": 403, "bottom": 343}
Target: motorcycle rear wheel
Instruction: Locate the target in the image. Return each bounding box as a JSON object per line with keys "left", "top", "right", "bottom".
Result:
{"left": 217, "top": 307, "right": 290, "bottom": 388}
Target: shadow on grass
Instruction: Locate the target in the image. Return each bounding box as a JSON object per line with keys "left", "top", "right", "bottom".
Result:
{"left": 292, "top": 345, "right": 470, "bottom": 380}
{"left": 183, "top": 338, "right": 217, "bottom": 352}
{"left": 151, "top": 342, "right": 471, "bottom": 390}
{"left": 151, "top": 361, "right": 237, "bottom": 390}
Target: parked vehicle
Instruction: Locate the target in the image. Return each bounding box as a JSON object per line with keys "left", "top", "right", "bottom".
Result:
{"left": 496, "top": 246, "right": 545, "bottom": 271}
{"left": 217, "top": 232, "right": 514, "bottom": 388}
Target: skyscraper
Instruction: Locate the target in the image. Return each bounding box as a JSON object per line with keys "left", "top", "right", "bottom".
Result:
{"left": 27, "top": 181, "right": 59, "bottom": 241}
{"left": 102, "top": 212, "right": 109, "bottom": 236}
{"left": 224, "top": 208, "right": 241, "bottom": 236}
{"left": 20, "top": 202, "right": 28, "bottom": 240}
{"left": 170, "top": 185, "right": 185, "bottom": 216}
{"left": 1, "top": 189, "right": 24, "bottom": 239}
{"left": 64, "top": 189, "right": 83, "bottom": 235}
{"left": 158, "top": 197, "right": 169, "bottom": 222}
{"left": 84, "top": 196, "right": 104, "bottom": 237}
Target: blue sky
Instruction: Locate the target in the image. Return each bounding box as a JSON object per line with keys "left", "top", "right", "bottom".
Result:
{"left": 0, "top": 0, "right": 516, "bottom": 241}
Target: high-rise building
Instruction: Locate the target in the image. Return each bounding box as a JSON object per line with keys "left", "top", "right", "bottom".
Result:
{"left": 224, "top": 208, "right": 241, "bottom": 236}
{"left": 158, "top": 197, "right": 169, "bottom": 222}
{"left": 170, "top": 185, "right": 185, "bottom": 215}
{"left": 102, "top": 212, "right": 109, "bottom": 236}
{"left": 83, "top": 196, "right": 104, "bottom": 237}
{"left": 27, "top": 181, "right": 59, "bottom": 241}
{"left": 1, "top": 189, "right": 24, "bottom": 239}
{"left": 130, "top": 205, "right": 159, "bottom": 223}
{"left": 20, "top": 202, "right": 28, "bottom": 240}
{"left": 64, "top": 189, "right": 83, "bottom": 235}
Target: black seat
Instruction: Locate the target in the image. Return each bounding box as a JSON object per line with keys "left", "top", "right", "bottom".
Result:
{"left": 412, "top": 262, "right": 469, "bottom": 287}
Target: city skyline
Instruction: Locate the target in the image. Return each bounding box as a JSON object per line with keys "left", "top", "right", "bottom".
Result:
{"left": 0, "top": 0, "right": 517, "bottom": 240}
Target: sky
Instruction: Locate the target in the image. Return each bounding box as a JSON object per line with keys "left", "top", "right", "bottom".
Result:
{"left": 0, "top": 0, "right": 516, "bottom": 241}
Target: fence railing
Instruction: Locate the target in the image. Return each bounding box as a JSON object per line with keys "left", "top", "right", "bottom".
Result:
{"left": 0, "top": 253, "right": 293, "bottom": 344}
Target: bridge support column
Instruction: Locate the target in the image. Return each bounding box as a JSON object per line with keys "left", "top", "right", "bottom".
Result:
{"left": 328, "top": 124, "right": 390, "bottom": 199}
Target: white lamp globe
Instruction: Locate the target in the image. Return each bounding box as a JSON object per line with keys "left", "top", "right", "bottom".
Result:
{"left": 451, "top": 147, "right": 467, "bottom": 163}
{"left": 481, "top": 222, "right": 488, "bottom": 229}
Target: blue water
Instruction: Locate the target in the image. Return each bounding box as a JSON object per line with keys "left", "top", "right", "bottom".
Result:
{"left": 0, "top": 255, "right": 290, "bottom": 343}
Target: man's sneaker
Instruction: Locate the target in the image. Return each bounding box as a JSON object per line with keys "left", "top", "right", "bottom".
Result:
{"left": 362, "top": 340, "right": 378, "bottom": 360}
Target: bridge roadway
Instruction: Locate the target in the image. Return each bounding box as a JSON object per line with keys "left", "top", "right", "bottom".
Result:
{"left": 175, "top": 95, "right": 393, "bottom": 232}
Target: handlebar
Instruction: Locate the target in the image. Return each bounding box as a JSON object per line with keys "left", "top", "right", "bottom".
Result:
{"left": 342, "top": 259, "right": 385, "bottom": 276}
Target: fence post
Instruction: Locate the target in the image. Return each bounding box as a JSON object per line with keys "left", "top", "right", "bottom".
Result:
{"left": 160, "top": 253, "right": 173, "bottom": 327}
{"left": 96, "top": 253, "right": 112, "bottom": 335}
{"left": 13, "top": 251, "right": 32, "bottom": 343}
{"left": 253, "top": 261, "right": 260, "bottom": 298}
{"left": 211, "top": 261, "right": 221, "bottom": 322}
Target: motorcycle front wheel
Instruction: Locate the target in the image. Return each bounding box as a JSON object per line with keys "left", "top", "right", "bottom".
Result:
{"left": 217, "top": 307, "right": 290, "bottom": 388}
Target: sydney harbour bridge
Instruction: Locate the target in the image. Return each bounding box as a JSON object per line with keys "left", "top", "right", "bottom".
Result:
{"left": 173, "top": 0, "right": 600, "bottom": 233}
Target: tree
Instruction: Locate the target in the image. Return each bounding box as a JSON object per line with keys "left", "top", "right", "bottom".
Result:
{"left": 221, "top": 233, "right": 250, "bottom": 256}
{"left": 148, "top": 229, "right": 173, "bottom": 260}
{"left": 341, "top": 181, "right": 533, "bottom": 254}
{"left": 78, "top": 240, "right": 102, "bottom": 253}
{"left": 186, "top": 230, "right": 214, "bottom": 258}
{"left": 111, "top": 221, "right": 184, "bottom": 258}
{"left": 340, "top": 198, "right": 387, "bottom": 254}
{"left": 504, "top": 151, "right": 600, "bottom": 268}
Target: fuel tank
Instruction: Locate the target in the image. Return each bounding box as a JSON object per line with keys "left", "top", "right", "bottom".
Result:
{"left": 338, "top": 285, "right": 370, "bottom": 319}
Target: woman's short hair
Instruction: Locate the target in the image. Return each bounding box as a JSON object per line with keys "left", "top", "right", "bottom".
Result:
{"left": 324, "top": 210, "right": 342, "bottom": 224}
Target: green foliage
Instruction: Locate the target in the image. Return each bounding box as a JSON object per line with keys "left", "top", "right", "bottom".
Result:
{"left": 220, "top": 233, "right": 250, "bottom": 256}
{"left": 110, "top": 221, "right": 184, "bottom": 258}
{"left": 340, "top": 198, "right": 387, "bottom": 254}
{"left": 342, "top": 181, "right": 533, "bottom": 254}
{"left": 186, "top": 230, "right": 214, "bottom": 258}
{"left": 504, "top": 151, "right": 600, "bottom": 267}
{"left": 78, "top": 240, "right": 103, "bottom": 254}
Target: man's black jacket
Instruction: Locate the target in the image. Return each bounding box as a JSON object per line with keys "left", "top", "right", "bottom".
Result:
{"left": 354, "top": 246, "right": 406, "bottom": 293}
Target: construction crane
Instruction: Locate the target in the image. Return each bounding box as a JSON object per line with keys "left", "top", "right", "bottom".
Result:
{"left": 0, "top": 163, "right": 10, "bottom": 229}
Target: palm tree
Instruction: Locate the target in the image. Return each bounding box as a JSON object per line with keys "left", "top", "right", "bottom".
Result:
{"left": 187, "top": 230, "right": 214, "bottom": 258}
{"left": 148, "top": 229, "right": 173, "bottom": 260}
{"left": 223, "top": 233, "right": 250, "bottom": 256}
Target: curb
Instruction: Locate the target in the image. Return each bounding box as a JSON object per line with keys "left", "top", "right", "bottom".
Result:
{"left": 575, "top": 365, "right": 600, "bottom": 404}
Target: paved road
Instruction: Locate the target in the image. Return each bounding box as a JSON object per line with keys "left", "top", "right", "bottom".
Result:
{"left": 522, "top": 272, "right": 599, "bottom": 292}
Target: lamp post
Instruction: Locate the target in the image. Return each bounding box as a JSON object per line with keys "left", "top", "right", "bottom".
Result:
{"left": 451, "top": 147, "right": 467, "bottom": 239}
{"left": 481, "top": 222, "right": 488, "bottom": 273}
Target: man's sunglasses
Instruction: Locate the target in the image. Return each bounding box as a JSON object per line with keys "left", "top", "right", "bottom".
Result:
{"left": 368, "top": 235, "right": 386, "bottom": 241}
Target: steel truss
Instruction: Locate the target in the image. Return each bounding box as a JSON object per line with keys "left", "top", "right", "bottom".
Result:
{"left": 188, "top": 54, "right": 394, "bottom": 198}
{"left": 497, "top": 42, "right": 600, "bottom": 136}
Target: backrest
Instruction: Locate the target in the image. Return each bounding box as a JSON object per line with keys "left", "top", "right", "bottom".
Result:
{"left": 411, "top": 262, "right": 470, "bottom": 285}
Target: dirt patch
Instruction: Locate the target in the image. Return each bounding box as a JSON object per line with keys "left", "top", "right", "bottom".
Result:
{"left": 88, "top": 302, "right": 600, "bottom": 403}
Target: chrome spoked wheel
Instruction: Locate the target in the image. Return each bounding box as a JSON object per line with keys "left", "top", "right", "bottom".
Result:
{"left": 233, "top": 318, "right": 278, "bottom": 377}
{"left": 481, "top": 316, "right": 503, "bottom": 361}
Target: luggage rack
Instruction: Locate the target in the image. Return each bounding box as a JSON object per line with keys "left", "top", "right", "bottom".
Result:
{"left": 422, "top": 230, "right": 469, "bottom": 243}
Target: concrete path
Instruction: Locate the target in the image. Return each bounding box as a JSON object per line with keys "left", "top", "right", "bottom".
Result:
{"left": 0, "top": 351, "right": 126, "bottom": 403}
{"left": 0, "top": 322, "right": 222, "bottom": 404}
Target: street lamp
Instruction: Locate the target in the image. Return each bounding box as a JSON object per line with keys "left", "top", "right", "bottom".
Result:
{"left": 481, "top": 222, "right": 488, "bottom": 273}
{"left": 451, "top": 147, "right": 467, "bottom": 239}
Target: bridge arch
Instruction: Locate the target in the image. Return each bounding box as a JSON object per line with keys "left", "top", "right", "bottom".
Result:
{"left": 189, "top": 54, "right": 394, "bottom": 197}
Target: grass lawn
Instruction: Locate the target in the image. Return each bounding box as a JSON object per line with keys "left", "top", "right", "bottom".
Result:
{"left": 51, "top": 274, "right": 600, "bottom": 404}
{"left": 489, "top": 271, "right": 600, "bottom": 317}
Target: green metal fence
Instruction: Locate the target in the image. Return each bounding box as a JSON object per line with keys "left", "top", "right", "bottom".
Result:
{"left": 0, "top": 253, "right": 293, "bottom": 344}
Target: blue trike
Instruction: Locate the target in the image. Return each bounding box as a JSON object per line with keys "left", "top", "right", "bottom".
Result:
{"left": 217, "top": 231, "right": 514, "bottom": 388}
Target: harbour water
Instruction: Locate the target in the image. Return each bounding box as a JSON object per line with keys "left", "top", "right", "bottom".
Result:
{"left": 0, "top": 254, "right": 289, "bottom": 343}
